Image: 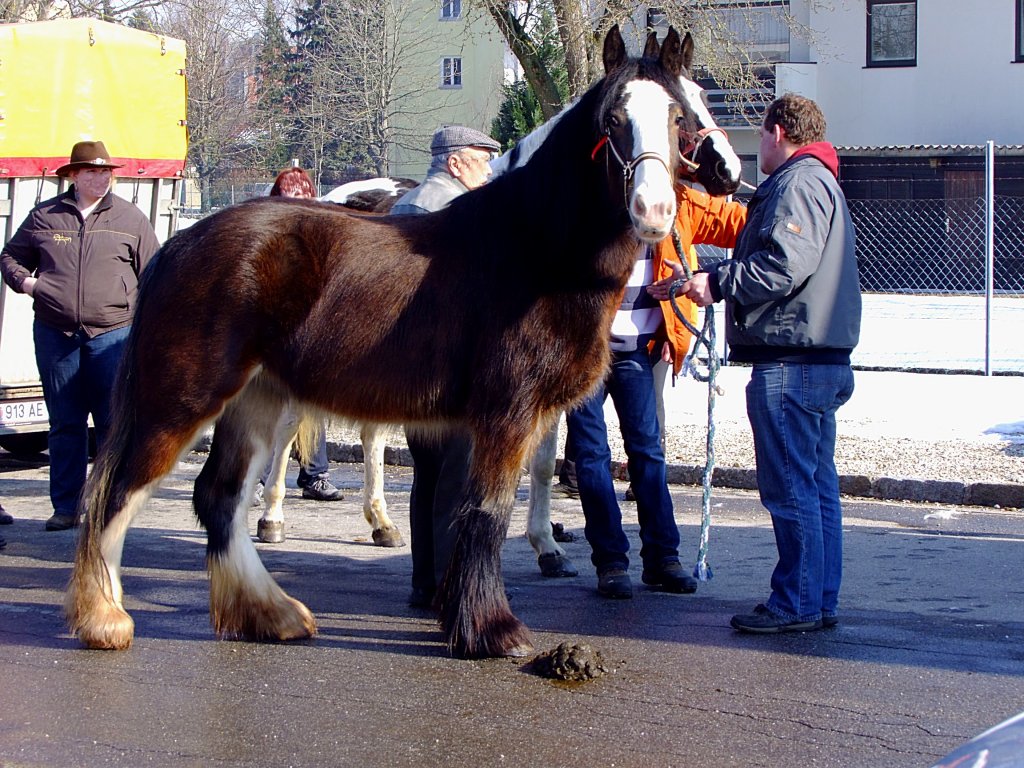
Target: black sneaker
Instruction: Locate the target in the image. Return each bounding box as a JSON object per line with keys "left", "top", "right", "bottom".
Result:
{"left": 597, "top": 568, "right": 633, "bottom": 599}
{"left": 301, "top": 478, "right": 344, "bottom": 501}
{"left": 44, "top": 512, "right": 79, "bottom": 531}
{"left": 641, "top": 560, "right": 698, "bottom": 593}
{"left": 822, "top": 615, "right": 839, "bottom": 628}
{"left": 624, "top": 484, "right": 636, "bottom": 502}
{"left": 0, "top": 503, "right": 12, "bottom": 525}
{"left": 408, "top": 585, "right": 435, "bottom": 608}
{"left": 552, "top": 481, "right": 580, "bottom": 500}
{"left": 730, "top": 604, "right": 823, "bottom": 634}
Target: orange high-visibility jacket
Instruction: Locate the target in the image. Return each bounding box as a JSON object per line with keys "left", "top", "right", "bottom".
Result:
{"left": 652, "top": 185, "right": 747, "bottom": 375}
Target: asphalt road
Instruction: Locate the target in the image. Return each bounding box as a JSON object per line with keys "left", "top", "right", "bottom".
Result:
{"left": 1, "top": 455, "right": 1022, "bottom": 768}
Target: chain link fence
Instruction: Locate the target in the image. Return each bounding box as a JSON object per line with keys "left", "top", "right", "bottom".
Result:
{"left": 850, "top": 196, "right": 1024, "bottom": 295}
{"left": 695, "top": 173, "right": 1024, "bottom": 373}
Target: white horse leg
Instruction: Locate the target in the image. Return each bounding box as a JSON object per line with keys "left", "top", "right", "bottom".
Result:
{"left": 205, "top": 383, "right": 315, "bottom": 642}
{"left": 361, "top": 423, "right": 404, "bottom": 547}
{"left": 527, "top": 419, "right": 578, "bottom": 577}
{"left": 256, "top": 406, "right": 299, "bottom": 544}
{"left": 210, "top": 486, "right": 316, "bottom": 642}
{"left": 67, "top": 481, "right": 160, "bottom": 649}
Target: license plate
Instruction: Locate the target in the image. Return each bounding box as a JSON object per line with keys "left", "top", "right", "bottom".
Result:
{"left": 0, "top": 398, "right": 49, "bottom": 428}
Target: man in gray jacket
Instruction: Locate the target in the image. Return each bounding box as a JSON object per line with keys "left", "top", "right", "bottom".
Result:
{"left": 390, "top": 125, "right": 500, "bottom": 607}
{"left": 1, "top": 141, "right": 161, "bottom": 531}
{"left": 677, "top": 93, "right": 861, "bottom": 634}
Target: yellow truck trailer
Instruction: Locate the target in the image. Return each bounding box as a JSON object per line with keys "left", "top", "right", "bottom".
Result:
{"left": 0, "top": 18, "right": 188, "bottom": 455}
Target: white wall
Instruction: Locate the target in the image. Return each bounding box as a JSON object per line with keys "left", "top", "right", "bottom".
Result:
{"left": 799, "top": 0, "right": 1024, "bottom": 146}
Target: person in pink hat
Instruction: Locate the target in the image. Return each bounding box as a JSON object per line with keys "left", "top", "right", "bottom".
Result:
{"left": 0, "top": 141, "right": 161, "bottom": 531}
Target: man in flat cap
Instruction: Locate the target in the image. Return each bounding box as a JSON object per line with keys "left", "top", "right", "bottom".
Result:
{"left": 389, "top": 125, "right": 500, "bottom": 607}
{"left": 390, "top": 125, "right": 499, "bottom": 216}
{"left": 0, "top": 141, "right": 161, "bottom": 531}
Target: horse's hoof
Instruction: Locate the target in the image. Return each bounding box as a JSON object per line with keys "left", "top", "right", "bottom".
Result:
{"left": 257, "top": 519, "right": 285, "bottom": 544}
{"left": 503, "top": 641, "right": 535, "bottom": 658}
{"left": 74, "top": 606, "right": 136, "bottom": 650}
{"left": 371, "top": 527, "right": 405, "bottom": 548}
{"left": 551, "top": 522, "right": 577, "bottom": 543}
{"left": 538, "top": 552, "right": 578, "bottom": 578}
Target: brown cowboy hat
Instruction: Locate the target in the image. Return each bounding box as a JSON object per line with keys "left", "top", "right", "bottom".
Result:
{"left": 55, "top": 141, "right": 124, "bottom": 176}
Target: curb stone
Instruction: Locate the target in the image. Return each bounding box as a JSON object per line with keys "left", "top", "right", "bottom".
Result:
{"left": 320, "top": 440, "right": 1023, "bottom": 512}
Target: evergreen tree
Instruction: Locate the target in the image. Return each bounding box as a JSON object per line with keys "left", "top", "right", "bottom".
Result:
{"left": 491, "top": 7, "right": 568, "bottom": 148}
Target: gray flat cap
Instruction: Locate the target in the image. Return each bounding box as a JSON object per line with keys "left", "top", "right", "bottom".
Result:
{"left": 430, "top": 125, "right": 501, "bottom": 157}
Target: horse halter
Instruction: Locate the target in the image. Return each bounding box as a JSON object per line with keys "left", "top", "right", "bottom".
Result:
{"left": 591, "top": 132, "right": 672, "bottom": 206}
{"left": 678, "top": 126, "right": 729, "bottom": 175}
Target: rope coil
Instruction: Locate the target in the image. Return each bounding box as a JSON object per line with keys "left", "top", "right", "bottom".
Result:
{"left": 666, "top": 228, "right": 720, "bottom": 581}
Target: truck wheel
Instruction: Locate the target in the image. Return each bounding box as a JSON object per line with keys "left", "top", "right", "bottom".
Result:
{"left": 0, "top": 432, "right": 50, "bottom": 456}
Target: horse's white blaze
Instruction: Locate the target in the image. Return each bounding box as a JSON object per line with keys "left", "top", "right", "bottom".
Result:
{"left": 624, "top": 80, "right": 677, "bottom": 242}
{"left": 678, "top": 77, "right": 742, "bottom": 182}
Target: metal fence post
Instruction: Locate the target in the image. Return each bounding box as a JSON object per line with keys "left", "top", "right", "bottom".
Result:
{"left": 985, "top": 140, "right": 994, "bottom": 376}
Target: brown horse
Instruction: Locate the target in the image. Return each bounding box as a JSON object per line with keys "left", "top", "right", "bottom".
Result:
{"left": 66, "top": 26, "right": 713, "bottom": 659}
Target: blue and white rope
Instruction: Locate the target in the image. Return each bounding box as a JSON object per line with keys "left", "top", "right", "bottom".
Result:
{"left": 667, "top": 228, "right": 722, "bottom": 581}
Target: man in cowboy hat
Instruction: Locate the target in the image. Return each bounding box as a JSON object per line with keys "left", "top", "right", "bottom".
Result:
{"left": 0, "top": 141, "right": 161, "bottom": 531}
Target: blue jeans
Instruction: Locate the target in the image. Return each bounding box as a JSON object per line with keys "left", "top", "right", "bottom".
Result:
{"left": 567, "top": 347, "right": 678, "bottom": 573}
{"left": 33, "top": 321, "right": 131, "bottom": 516}
{"left": 745, "top": 363, "right": 855, "bottom": 623}
{"left": 259, "top": 428, "right": 329, "bottom": 486}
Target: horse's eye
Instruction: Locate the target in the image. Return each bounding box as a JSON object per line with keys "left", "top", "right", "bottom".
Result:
{"left": 607, "top": 114, "right": 621, "bottom": 129}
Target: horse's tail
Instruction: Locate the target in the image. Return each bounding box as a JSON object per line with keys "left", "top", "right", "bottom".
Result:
{"left": 292, "top": 410, "right": 323, "bottom": 469}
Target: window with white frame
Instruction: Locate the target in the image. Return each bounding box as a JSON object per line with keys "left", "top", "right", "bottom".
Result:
{"left": 867, "top": 0, "right": 917, "bottom": 67}
{"left": 441, "top": 56, "right": 462, "bottom": 88}
{"left": 441, "top": 0, "right": 461, "bottom": 20}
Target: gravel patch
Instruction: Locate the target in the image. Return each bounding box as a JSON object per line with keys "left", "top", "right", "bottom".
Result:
{"left": 327, "top": 417, "right": 1024, "bottom": 486}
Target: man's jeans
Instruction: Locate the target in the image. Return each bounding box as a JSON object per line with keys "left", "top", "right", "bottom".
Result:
{"left": 259, "top": 428, "right": 330, "bottom": 486}
{"left": 746, "top": 362, "right": 855, "bottom": 623}
{"left": 567, "top": 347, "right": 678, "bottom": 573}
{"left": 33, "top": 322, "right": 130, "bottom": 516}
{"left": 406, "top": 429, "right": 471, "bottom": 594}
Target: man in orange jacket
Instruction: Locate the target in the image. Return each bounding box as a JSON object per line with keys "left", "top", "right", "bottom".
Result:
{"left": 567, "top": 183, "right": 746, "bottom": 599}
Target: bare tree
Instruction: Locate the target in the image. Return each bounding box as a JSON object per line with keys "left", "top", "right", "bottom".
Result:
{"left": 477, "top": 0, "right": 833, "bottom": 123}
{"left": 156, "top": 0, "right": 257, "bottom": 210}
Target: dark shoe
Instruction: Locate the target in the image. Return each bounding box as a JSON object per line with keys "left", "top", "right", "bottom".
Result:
{"left": 552, "top": 481, "right": 579, "bottom": 500}
{"left": 45, "top": 512, "right": 80, "bottom": 531}
{"left": 408, "top": 585, "right": 435, "bottom": 608}
{"left": 642, "top": 560, "right": 698, "bottom": 594}
{"left": 730, "top": 604, "right": 823, "bottom": 634}
{"left": 301, "top": 478, "right": 343, "bottom": 501}
{"left": 251, "top": 481, "right": 265, "bottom": 508}
{"left": 0, "top": 504, "right": 12, "bottom": 525}
{"left": 822, "top": 615, "right": 839, "bottom": 628}
{"left": 597, "top": 568, "right": 633, "bottom": 599}
{"left": 624, "top": 484, "right": 636, "bottom": 502}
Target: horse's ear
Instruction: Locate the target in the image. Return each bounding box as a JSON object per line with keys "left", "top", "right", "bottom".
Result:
{"left": 643, "top": 30, "right": 660, "bottom": 59}
{"left": 681, "top": 31, "right": 695, "bottom": 72}
{"left": 603, "top": 24, "right": 627, "bottom": 74}
{"left": 659, "top": 27, "right": 686, "bottom": 78}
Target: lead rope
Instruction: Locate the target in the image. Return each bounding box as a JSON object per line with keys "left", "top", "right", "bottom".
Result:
{"left": 666, "top": 228, "right": 724, "bottom": 581}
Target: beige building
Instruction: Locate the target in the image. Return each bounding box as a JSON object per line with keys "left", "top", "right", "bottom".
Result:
{"left": 388, "top": 0, "right": 507, "bottom": 179}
